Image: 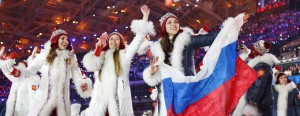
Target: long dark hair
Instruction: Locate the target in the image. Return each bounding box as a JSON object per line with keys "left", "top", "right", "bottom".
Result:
{"left": 160, "top": 31, "right": 181, "bottom": 65}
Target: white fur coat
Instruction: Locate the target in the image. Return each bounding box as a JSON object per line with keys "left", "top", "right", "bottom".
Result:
{"left": 0, "top": 56, "right": 40, "bottom": 116}
{"left": 80, "top": 19, "right": 155, "bottom": 116}
{"left": 7, "top": 48, "right": 93, "bottom": 116}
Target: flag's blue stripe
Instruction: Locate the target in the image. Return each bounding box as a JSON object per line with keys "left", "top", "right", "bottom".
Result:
{"left": 163, "top": 41, "right": 238, "bottom": 113}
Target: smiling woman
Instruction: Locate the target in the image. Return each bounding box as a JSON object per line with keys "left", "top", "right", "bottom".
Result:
{"left": 79, "top": 5, "right": 156, "bottom": 116}
{"left": 273, "top": 72, "right": 300, "bottom": 116}
{"left": 1, "top": 29, "right": 93, "bottom": 116}
{"left": 142, "top": 12, "right": 249, "bottom": 115}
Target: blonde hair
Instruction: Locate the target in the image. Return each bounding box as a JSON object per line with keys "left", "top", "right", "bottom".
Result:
{"left": 98, "top": 50, "right": 122, "bottom": 81}
{"left": 46, "top": 48, "right": 57, "bottom": 65}
{"left": 47, "top": 48, "right": 72, "bottom": 65}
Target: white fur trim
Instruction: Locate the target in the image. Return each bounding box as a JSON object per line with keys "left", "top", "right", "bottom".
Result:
{"left": 27, "top": 55, "right": 35, "bottom": 65}
{"left": 275, "top": 82, "right": 296, "bottom": 116}
{"left": 5, "top": 65, "right": 27, "bottom": 82}
{"left": 203, "top": 46, "right": 210, "bottom": 52}
{"left": 123, "top": 33, "right": 147, "bottom": 60}
{"left": 0, "top": 59, "right": 7, "bottom": 70}
{"left": 42, "top": 40, "right": 51, "bottom": 53}
{"left": 150, "top": 88, "right": 158, "bottom": 101}
{"left": 75, "top": 77, "right": 92, "bottom": 98}
{"left": 5, "top": 97, "right": 15, "bottom": 116}
{"left": 142, "top": 110, "right": 153, "bottom": 116}
{"left": 242, "top": 104, "right": 261, "bottom": 116}
{"left": 130, "top": 20, "right": 156, "bottom": 36}
{"left": 232, "top": 93, "right": 246, "bottom": 116}
{"left": 137, "top": 40, "right": 153, "bottom": 55}
{"left": 6, "top": 86, "right": 17, "bottom": 116}
{"left": 6, "top": 58, "right": 16, "bottom": 70}
{"left": 43, "top": 40, "right": 51, "bottom": 50}
{"left": 171, "top": 27, "right": 193, "bottom": 73}
{"left": 82, "top": 50, "right": 104, "bottom": 72}
{"left": 150, "top": 41, "right": 165, "bottom": 63}
{"left": 71, "top": 103, "right": 81, "bottom": 116}
{"left": 248, "top": 53, "right": 279, "bottom": 68}
{"left": 239, "top": 49, "right": 251, "bottom": 61}
{"left": 143, "top": 66, "right": 162, "bottom": 87}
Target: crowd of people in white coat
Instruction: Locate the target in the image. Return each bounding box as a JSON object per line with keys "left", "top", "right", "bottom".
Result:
{"left": 0, "top": 4, "right": 299, "bottom": 116}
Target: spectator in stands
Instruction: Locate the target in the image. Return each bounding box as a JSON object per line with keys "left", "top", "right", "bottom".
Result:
{"left": 273, "top": 72, "right": 300, "bottom": 116}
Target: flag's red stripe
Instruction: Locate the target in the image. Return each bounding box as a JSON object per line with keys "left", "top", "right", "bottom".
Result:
{"left": 168, "top": 57, "right": 258, "bottom": 116}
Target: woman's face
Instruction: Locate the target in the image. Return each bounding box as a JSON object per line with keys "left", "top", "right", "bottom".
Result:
{"left": 165, "top": 17, "right": 179, "bottom": 37}
{"left": 58, "top": 35, "right": 69, "bottom": 50}
{"left": 279, "top": 74, "right": 288, "bottom": 85}
{"left": 108, "top": 34, "right": 121, "bottom": 49}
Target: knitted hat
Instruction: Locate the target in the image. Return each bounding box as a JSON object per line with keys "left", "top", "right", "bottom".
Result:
{"left": 160, "top": 13, "right": 181, "bottom": 36}
{"left": 50, "top": 29, "right": 72, "bottom": 51}
{"left": 253, "top": 40, "right": 270, "bottom": 54}
{"left": 102, "top": 32, "right": 126, "bottom": 51}
{"left": 248, "top": 40, "right": 270, "bottom": 59}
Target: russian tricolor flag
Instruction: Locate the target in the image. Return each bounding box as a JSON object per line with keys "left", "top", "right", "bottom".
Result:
{"left": 159, "top": 14, "right": 258, "bottom": 116}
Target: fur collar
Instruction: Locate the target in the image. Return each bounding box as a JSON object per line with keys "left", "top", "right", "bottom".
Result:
{"left": 55, "top": 49, "right": 72, "bottom": 59}
{"left": 247, "top": 53, "right": 279, "bottom": 68}
{"left": 274, "top": 82, "right": 296, "bottom": 116}
{"left": 151, "top": 27, "right": 194, "bottom": 73}
{"left": 274, "top": 82, "right": 296, "bottom": 92}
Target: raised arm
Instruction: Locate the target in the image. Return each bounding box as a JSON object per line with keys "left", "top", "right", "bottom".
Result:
{"left": 124, "top": 5, "right": 156, "bottom": 60}
{"left": 191, "top": 13, "right": 248, "bottom": 48}
{"left": 1, "top": 47, "right": 43, "bottom": 81}
{"left": 190, "top": 30, "right": 220, "bottom": 48}
{"left": 82, "top": 33, "right": 106, "bottom": 72}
